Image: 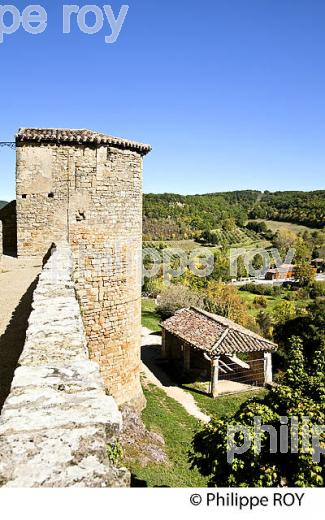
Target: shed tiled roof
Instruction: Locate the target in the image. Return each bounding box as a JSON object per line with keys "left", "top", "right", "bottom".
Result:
{"left": 161, "top": 307, "right": 277, "bottom": 358}
{"left": 16, "top": 128, "right": 152, "bottom": 156}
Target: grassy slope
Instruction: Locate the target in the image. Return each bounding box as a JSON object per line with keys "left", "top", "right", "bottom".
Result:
{"left": 260, "top": 219, "right": 320, "bottom": 234}
{"left": 141, "top": 298, "right": 161, "bottom": 332}
{"left": 240, "top": 290, "right": 312, "bottom": 318}
{"left": 128, "top": 383, "right": 208, "bottom": 487}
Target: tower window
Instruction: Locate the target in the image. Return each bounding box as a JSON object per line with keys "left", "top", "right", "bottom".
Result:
{"left": 48, "top": 192, "right": 54, "bottom": 198}
{"left": 22, "top": 194, "right": 27, "bottom": 199}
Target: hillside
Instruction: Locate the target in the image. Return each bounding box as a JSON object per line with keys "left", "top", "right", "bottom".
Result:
{"left": 143, "top": 190, "right": 324, "bottom": 241}
{"left": 250, "top": 190, "right": 325, "bottom": 228}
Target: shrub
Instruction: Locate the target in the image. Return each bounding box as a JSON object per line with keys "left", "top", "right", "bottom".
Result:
{"left": 156, "top": 285, "right": 203, "bottom": 320}
{"left": 253, "top": 295, "right": 268, "bottom": 308}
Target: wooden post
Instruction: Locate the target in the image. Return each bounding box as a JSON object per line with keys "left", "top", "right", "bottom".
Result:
{"left": 161, "top": 329, "right": 168, "bottom": 359}
{"left": 184, "top": 344, "right": 191, "bottom": 372}
{"left": 264, "top": 352, "right": 273, "bottom": 385}
{"left": 211, "top": 357, "right": 219, "bottom": 398}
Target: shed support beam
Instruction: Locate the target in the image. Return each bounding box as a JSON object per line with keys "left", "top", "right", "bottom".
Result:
{"left": 161, "top": 329, "right": 168, "bottom": 359}
{"left": 184, "top": 344, "right": 191, "bottom": 372}
{"left": 211, "top": 357, "right": 220, "bottom": 398}
{"left": 264, "top": 352, "right": 273, "bottom": 385}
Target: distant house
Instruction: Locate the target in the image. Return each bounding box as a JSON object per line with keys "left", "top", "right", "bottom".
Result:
{"left": 265, "top": 263, "right": 296, "bottom": 281}
{"left": 161, "top": 307, "right": 277, "bottom": 398}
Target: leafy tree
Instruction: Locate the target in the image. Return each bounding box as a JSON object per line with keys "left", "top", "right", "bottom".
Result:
{"left": 274, "top": 300, "right": 325, "bottom": 368}
{"left": 190, "top": 337, "right": 325, "bottom": 487}
{"left": 295, "top": 262, "right": 316, "bottom": 287}
{"left": 273, "top": 300, "right": 296, "bottom": 325}
{"left": 204, "top": 281, "right": 255, "bottom": 329}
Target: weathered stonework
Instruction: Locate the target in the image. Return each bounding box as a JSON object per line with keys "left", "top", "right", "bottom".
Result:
{"left": 15, "top": 128, "right": 151, "bottom": 409}
{"left": 0, "top": 243, "right": 129, "bottom": 487}
{"left": 0, "top": 220, "right": 2, "bottom": 258}
{"left": 0, "top": 201, "right": 17, "bottom": 256}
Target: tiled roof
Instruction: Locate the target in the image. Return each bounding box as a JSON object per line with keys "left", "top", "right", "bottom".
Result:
{"left": 16, "top": 128, "right": 152, "bottom": 156}
{"left": 161, "top": 307, "right": 277, "bottom": 358}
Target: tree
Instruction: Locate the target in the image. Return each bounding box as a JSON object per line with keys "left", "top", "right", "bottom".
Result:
{"left": 274, "top": 300, "right": 325, "bottom": 368}
{"left": 295, "top": 263, "right": 316, "bottom": 287}
{"left": 256, "top": 311, "right": 273, "bottom": 339}
{"left": 156, "top": 285, "right": 203, "bottom": 319}
{"left": 190, "top": 337, "right": 325, "bottom": 487}
{"left": 273, "top": 300, "right": 296, "bottom": 325}
{"left": 272, "top": 229, "right": 297, "bottom": 257}
{"left": 204, "top": 281, "right": 255, "bottom": 329}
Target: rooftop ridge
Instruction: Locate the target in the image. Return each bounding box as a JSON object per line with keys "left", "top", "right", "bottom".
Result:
{"left": 16, "top": 127, "right": 152, "bottom": 156}
{"left": 190, "top": 306, "right": 276, "bottom": 347}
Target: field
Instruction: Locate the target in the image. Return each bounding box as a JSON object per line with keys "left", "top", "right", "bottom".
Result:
{"left": 260, "top": 220, "right": 320, "bottom": 235}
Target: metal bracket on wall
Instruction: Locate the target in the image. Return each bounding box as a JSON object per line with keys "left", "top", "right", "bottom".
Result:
{"left": 0, "top": 142, "right": 16, "bottom": 150}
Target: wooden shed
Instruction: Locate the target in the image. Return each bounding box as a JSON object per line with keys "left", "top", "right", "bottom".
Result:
{"left": 161, "top": 307, "right": 277, "bottom": 398}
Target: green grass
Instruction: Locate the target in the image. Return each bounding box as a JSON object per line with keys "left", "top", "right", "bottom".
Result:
{"left": 127, "top": 383, "right": 208, "bottom": 487}
{"left": 239, "top": 290, "right": 281, "bottom": 317}
{"left": 239, "top": 290, "right": 312, "bottom": 318}
{"left": 126, "top": 382, "right": 264, "bottom": 487}
{"left": 260, "top": 219, "right": 320, "bottom": 234}
{"left": 185, "top": 386, "right": 267, "bottom": 418}
{"left": 141, "top": 298, "right": 161, "bottom": 332}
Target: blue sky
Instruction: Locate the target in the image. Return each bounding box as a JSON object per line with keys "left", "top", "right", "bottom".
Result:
{"left": 0, "top": 0, "right": 324, "bottom": 201}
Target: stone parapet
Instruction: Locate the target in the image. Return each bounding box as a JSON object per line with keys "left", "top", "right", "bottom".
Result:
{"left": 0, "top": 243, "right": 129, "bottom": 487}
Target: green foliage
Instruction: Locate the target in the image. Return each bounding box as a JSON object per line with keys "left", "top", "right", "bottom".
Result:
{"left": 107, "top": 441, "right": 124, "bottom": 467}
{"left": 143, "top": 191, "right": 259, "bottom": 240}
{"left": 240, "top": 283, "right": 282, "bottom": 297}
{"left": 250, "top": 191, "right": 325, "bottom": 229}
{"left": 274, "top": 299, "right": 325, "bottom": 368}
{"left": 295, "top": 262, "right": 316, "bottom": 287}
{"left": 190, "top": 339, "right": 325, "bottom": 487}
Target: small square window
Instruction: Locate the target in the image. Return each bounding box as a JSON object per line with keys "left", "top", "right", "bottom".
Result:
{"left": 22, "top": 194, "right": 27, "bottom": 199}
{"left": 48, "top": 192, "right": 54, "bottom": 198}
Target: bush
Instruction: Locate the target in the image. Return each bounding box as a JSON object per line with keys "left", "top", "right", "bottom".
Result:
{"left": 310, "top": 282, "right": 325, "bottom": 299}
{"left": 156, "top": 285, "right": 203, "bottom": 320}
{"left": 253, "top": 295, "right": 268, "bottom": 308}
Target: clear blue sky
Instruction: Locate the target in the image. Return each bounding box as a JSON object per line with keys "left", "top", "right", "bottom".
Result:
{"left": 0, "top": 0, "right": 324, "bottom": 201}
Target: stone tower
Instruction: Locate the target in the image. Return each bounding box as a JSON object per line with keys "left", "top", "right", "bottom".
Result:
{"left": 16, "top": 128, "right": 151, "bottom": 409}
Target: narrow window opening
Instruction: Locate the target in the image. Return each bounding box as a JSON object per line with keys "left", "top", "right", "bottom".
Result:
{"left": 48, "top": 192, "right": 54, "bottom": 198}
{"left": 22, "top": 194, "right": 27, "bottom": 199}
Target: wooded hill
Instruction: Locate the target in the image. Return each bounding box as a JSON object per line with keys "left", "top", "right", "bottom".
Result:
{"left": 143, "top": 190, "right": 324, "bottom": 240}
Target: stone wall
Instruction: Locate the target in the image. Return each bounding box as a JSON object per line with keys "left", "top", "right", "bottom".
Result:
{"left": 16, "top": 138, "right": 147, "bottom": 409}
{"left": 0, "top": 220, "right": 2, "bottom": 258}
{"left": 0, "top": 201, "right": 17, "bottom": 256}
{"left": 0, "top": 243, "right": 129, "bottom": 487}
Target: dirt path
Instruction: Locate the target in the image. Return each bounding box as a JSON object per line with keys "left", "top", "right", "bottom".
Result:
{"left": 141, "top": 327, "right": 210, "bottom": 423}
{"left": 0, "top": 255, "right": 41, "bottom": 411}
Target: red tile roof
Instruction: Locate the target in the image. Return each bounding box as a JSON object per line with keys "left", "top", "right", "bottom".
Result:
{"left": 161, "top": 307, "right": 277, "bottom": 358}
{"left": 16, "top": 128, "right": 152, "bottom": 156}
